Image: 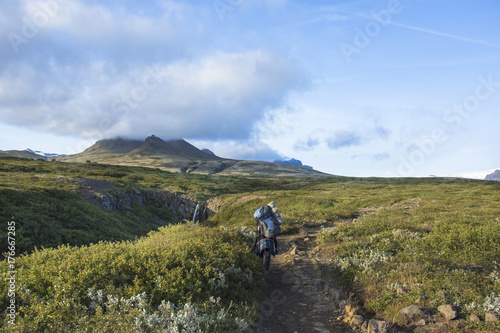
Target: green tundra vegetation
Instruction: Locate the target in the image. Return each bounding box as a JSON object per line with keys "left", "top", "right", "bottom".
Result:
{"left": 1, "top": 156, "right": 499, "bottom": 331}
{"left": 1, "top": 223, "right": 262, "bottom": 332}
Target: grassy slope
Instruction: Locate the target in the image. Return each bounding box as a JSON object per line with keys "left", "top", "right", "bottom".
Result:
{"left": 208, "top": 178, "right": 500, "bottom": 330}
{"left": 1, "top": 157, "right": 499, "bottom": 331}
{"left": 310, "top": 181, "right": 500, "bottom": 327}
{"left": 0, "top": 157, "right": 305, "bottom": 254}
{"left": 0, "top": 158, "right": 182, "bottom": 254}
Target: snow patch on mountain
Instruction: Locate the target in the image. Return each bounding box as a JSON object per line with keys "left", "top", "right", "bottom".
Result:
{"left": 26, "top": 148, "right": 65, "bottom": 158}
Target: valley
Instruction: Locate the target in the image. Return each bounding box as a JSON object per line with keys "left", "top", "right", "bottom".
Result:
{"left": 0, "top": 156, "right": 499, "bottom": 332}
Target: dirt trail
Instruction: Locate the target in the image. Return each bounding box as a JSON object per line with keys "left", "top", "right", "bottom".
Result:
{"left": 255, "top": 228, "right": 353, "bottom": 333}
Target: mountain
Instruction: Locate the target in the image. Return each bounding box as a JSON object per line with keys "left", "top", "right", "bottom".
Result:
{"left": 57, "top": 136, "right": 332, "bottom": 177}
{"left": 78, "top": 136, "right": 217, "bottom": 161}
{"left": 201, "top": 148, "right": 216, "bottom": 156}
{"left": 81, "top": 137, "right": 143, "bottom": 155}
{"left": 274, "top": 158, "right": 313, "bottom": 170}
{"left": 0, "top": 148, "right": 65, "bottom": 159}
{"left": 26, "top": 148, "right": 65, "bottom": 158}
{"left": 0, "top": 149, "right": 48, "bottom": 160}
{"left": 130, "top": 135, "right": 220, "bottom": 161}
{"left": 485, "top": 169, "right": 500, "bottom": 181}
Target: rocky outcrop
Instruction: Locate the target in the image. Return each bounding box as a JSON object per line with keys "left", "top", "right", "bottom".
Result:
{"left": 323, "top": 279, "right": 500, "bottom": 332}
{"left": 399, "top": 305, "right": 426, "bottom": 321}
{"left": 485, "top": 169, "right": 500, "bottom": 181}
{"left": 437, "top": 304, "right": 458, "bottom": 320}
{"left": 396, "top": 301, "right": 500, "bottom": 330}
{"left": 94, "top": 188, "right": 200, "bottom": 220}
{"left": 75, "top": 177, "right": 207, "bottom": 221}
{"left": 486, "top": 312, "right": 499, "bottom": 322}
{"left": 365, "top": 319, "right": 389, "bottom": 333}
{"left": 470, "top": 314, "right": 481, "bottom": 322}
{"left": 313, "top": 277, "right": 391, "bottom": 332}
{"left": 338, "top": 303, "right": 389, "bottom": 333}
{"left": 205, "top": 197, "right": 223, "bottom": 216}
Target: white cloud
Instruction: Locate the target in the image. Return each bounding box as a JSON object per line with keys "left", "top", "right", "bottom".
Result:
{"left": 444, "top": 168, "right": 498, "bottom": 180}
{"left": 0, "top": 0, "right": 203, "bottom": 63}
{"left": 0, "top": 50, "right": 308, "bottom": 142}
{"left": 0, "top": 0, "right": 308, "bottom": 144}
{"left": 190, "top": 138, "right": 282, "bottom": 161}
{"left": 0, "top": 122, "right": 84, "bottom": 154}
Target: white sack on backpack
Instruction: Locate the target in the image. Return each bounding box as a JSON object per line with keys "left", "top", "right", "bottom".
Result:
{"left": 267, "top": 201, "right": 284, "bottom": 225}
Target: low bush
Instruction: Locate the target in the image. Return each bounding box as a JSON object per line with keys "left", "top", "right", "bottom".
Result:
{"left": 316, "top": 182, "right": 500, "bottom": 329}
{"left": 0, "top": 223, "right": 263, "bottom": 332}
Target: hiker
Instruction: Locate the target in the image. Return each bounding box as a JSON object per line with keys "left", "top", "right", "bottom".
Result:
{"left": 252, "top": 201, "right": 284, "bottom": 256}
{"left": 253, "top": 219, "right": 279, "bottom": 255}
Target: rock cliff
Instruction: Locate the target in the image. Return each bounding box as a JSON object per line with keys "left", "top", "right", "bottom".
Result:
{"left": 75, "top": 177, "right": 207, "bottom": 221}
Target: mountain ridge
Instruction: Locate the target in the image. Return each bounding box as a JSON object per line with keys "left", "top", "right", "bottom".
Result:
{"left": 274, "top": 157, "right": 313, "bottom": 170}
{"left": 26, "top": 148, "right": 65, "bottom": 158}
{"left": 131, "top": 136, "right": 222, "bottom": 161}
{"left": 55, "top": 136, "right": 332, "bottom": 177}
{"left": 82, "top": 137, "right": 143, "bottom": 155}
{"left": 0, "top": 149, "right": 48, "bottom": 160}
{"left": 485, "top": 169, "right": 500, "bottom": 181}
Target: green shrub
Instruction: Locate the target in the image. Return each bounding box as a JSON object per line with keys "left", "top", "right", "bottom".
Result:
{"left": 0, "top": 223, "right": 262, "bottom": 332}
{"left": 315, "top": 181, "right": 500, "bottom": 328}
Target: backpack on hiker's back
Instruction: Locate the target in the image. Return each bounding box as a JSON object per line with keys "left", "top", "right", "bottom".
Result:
{"left": 254, "top": 201, "right": 283, "bottom": 238}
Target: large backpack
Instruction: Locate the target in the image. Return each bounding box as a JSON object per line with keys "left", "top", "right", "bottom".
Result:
{"left": 254, "top": 203, "right": 283, "bottom": 238}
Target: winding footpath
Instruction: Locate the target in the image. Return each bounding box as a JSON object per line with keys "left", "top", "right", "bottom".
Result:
{"left": 255, "top": 229, "right": 353, "bottom": 333}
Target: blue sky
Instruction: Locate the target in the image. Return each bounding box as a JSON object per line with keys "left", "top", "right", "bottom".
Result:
{"left": 0, "top": 0, "right": 499, "bottom": 177}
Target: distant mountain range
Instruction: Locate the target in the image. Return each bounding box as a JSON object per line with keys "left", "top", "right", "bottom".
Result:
{"left": 0, "top": 149, "right": 64, "bottom": 160}
{"left": 274, "top": 158, "right": 313, "bottom": 170}
{"left": 0, "top": 149, "right": 47, "bottom": 160}
{"left": 1, "top": 136, "right": 330, "bottom": 177}
{"left": 26, "top": 148, "right": 65, "bottom": 158}
{"left": 485, "top": 169, "right": 500, "bottom": 181}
